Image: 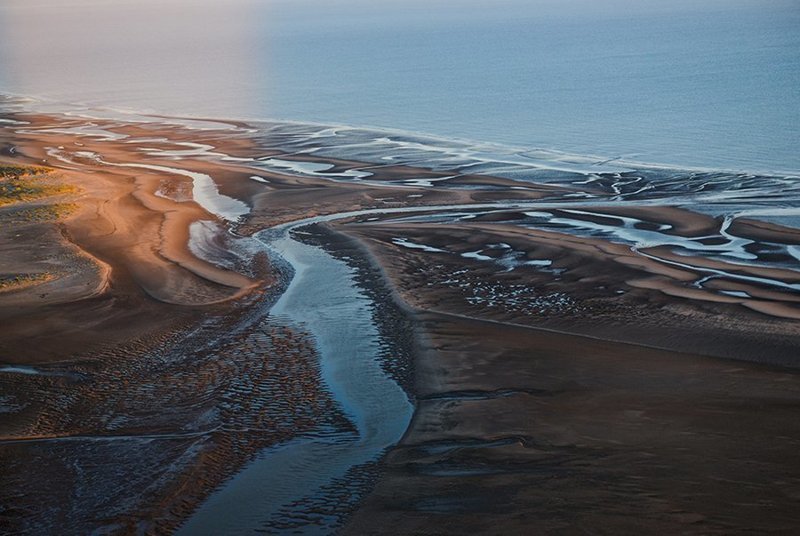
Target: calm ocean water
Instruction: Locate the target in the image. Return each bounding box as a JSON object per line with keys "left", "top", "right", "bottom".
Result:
{"left": 0, "top": 0, "right": 798, "bottom": 174}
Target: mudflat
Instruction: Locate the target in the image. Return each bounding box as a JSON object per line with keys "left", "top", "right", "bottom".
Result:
{"left": 1, "top": 107, "right": 799, "bottom": 534}
{"left": 335, "top": 214, "right": 800, "bottom": 534}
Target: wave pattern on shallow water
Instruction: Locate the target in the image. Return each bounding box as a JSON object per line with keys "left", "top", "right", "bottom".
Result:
{"left": 4, "top": 95, "right": 799, "bottom": 217}
{"left": 246, "top": 120, "right": 800, "bottom": 211}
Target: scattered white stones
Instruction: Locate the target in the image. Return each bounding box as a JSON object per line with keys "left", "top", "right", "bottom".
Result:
{"left": 423, "top": 268, "right": 579, "bottom": 315}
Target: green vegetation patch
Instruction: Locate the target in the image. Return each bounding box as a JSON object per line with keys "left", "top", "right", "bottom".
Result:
{"left": 0, "top": 272, "right": 55, "bottom": 292}
{"left": 0, "top": 165, "right": 48, "bottom": 179}
{"left": 0, "top": 165, "right": 77, "bottom": 208}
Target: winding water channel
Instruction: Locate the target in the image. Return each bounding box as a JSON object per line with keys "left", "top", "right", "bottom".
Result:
{"left": 178, "top": 214, "right": 415, "bottom": 534}
{"left": 177, "top": 187, "right": 800, "bottom": 533}
{"left": 179, "top": 202, "right": 561, "bottom": 533}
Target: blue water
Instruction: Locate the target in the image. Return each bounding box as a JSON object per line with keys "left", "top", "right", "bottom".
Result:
{"left": 0, "top": 0, "right": 798, "bottom": 173}
{"left": 179, "top": 215, "right": 413, "bottom": 534}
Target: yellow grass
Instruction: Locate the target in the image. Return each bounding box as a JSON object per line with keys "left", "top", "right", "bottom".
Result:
{"left": 0, "top": 272, "right": 55, "bottom": 292}
{"left": 0, "top": 165, "right": 78, "bottom": 208}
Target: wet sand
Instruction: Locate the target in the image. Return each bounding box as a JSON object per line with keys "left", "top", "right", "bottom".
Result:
{"left": 341, "top": 218, "right": 800, "bottom": 364}
{"left": 0, "top": 115, "right": 262, "bottom": 363}
{"left": 1, "top": 109, "right": 456, "bottom": 532}
{"left": 2, "top": 106, "right": 799, "bottom": 534}
{"left": 344, "top": 311, "right": 800, "bottom": 535}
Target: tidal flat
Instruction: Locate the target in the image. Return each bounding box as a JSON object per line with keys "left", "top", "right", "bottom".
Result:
{"left": 1, "top": 102, "right": 799, "bottom": 534}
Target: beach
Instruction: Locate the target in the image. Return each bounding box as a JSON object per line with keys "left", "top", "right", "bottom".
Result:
{"left": 1, "top": 105, "right": 800, "bottom": 533}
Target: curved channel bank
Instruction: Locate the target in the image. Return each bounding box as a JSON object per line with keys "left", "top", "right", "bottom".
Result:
{"left": 177, "top": 200, "right": 603, "bottom": 534}
{"left": 177, "top": 214, "right": 417, "bottom": 534}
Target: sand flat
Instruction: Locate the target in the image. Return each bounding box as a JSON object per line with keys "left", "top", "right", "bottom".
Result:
{"left": 2, "top": 107, "right": 799, "bottom": 534}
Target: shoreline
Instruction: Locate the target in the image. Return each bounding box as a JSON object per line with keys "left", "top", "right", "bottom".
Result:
{"left": 4, "top": 93, "right": 800, "bottom": 180}
{"left": 2, "top": 104, "right": 799, "bottom": 533}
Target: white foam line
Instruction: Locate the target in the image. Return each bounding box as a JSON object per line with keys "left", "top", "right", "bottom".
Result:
{"left": 8, "top": 94, "right": 800, "bottom": 177}
{"left": 102, "top": 160, "right": 249, "bottom": 222}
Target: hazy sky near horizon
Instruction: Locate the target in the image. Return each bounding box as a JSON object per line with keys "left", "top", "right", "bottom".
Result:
{"left": 0, "top": 0, "right": 266, "bottom": 111}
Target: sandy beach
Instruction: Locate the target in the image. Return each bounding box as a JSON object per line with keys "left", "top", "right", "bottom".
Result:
{"left": 1, "top": 107, "right": 799, "bottom": 533}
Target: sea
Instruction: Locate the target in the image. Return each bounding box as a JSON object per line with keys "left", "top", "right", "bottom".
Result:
{"left": 0, "top": 0, "right": 798, "bottom": 175}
